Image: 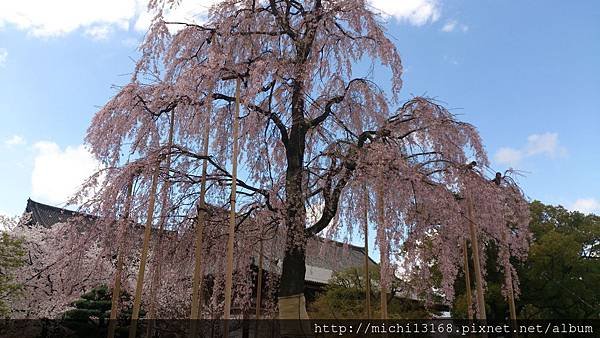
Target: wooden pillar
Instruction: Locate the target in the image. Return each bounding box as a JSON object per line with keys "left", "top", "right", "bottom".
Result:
{"left": 223, "top": 78, "right": 241, "bottom": 335}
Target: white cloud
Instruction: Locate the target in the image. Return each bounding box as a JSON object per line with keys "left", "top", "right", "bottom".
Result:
{"left": 441, "top": 20, "right": 456, "bottom": 32}
{"left": 0, "top": 0, "right": 440, "bottom": 39}
{"left": 494, "top": 132, "right": 567, "bottom": 167}
{"left": 0, "top": 1, "right": 223, "bottom": 38}
{"left": 0, "top": 48, "right": 7, "bottom": 67}
{"left": 121, "top": 37, "right": 140, "bottom": 48}
{"left": 31, "top": 141, "right": 102, "bottom": 205}
{"left": 524, "top": 133, "right": 566, "bottom": 157}
{"left": 495, "top": 147, "right": 523, "bottom": 166}
{"left": 4, "top": 135, "right": 25, "bottom": 147}
{"left": 0, "top": 1, "right": 135, "bottom": 37}
{"left": 569, "top": 198, "right": 600, "bottom": 215}
{"left": 134, "top": 0, "right": 215, "bottom": 33}
{"left": 84, "top": 25, "right": 112, "bottom": 40}
{"left": 368, "top": 0, "right": 440, "bottom": 25}
{"left": 441, "top": 19, "right": 468, "bottom": 32}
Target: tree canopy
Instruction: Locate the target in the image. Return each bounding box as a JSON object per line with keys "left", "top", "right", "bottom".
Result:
{"left": 19, "top": 0, "right": 532, "bottom": 320}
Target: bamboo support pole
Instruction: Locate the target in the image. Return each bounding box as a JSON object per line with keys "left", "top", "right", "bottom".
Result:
{"left": 146, "top": 111, "right": 176, "bottom": 337}
{"left": 376, "top": 185, "right": 388, "bottom": 320}
{"left": 363, "top": 184, "right": 371, "bottom": 319}
{"left": 128, "top": 165, "right": 160, "bottom": 338}
{"left": 255, "top": 232, "right": 264, "bottom": 320}
{"left": 502, "top": 230, "right": 517, "bottom": 321}
{"left": 107, "top": 177, "right": 134, "bottom": 338}
{"left": 466, "top": 191, "right": 487, "bottom": 320}
{"left": 223, "top": 78, "right": 241, "bottom": 334}
{"left": 463, "top": 239, "right": 473, "bottom": 320}
{"left": 191, "top": 119, "right": 211, "bottom": 320}
{"left": 253, "top": 236, "right": 264, "bottom": 338}
{"left": 493, "top": 175, "right": 517, "bottom": 321}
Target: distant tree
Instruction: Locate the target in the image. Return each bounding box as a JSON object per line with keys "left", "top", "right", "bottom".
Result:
{"left": 518, "top": 201, "right": 599, "bottom": 318}
{"left": 62, "top": 284, "right": 140, "bottom": 337}
{"left": 452, "top": 201, "right": 600, "bottom": 319}
{"left": 308, "top": 267, "right": 438, "bottom": 319}
{"left": 0, "top": 216, "right": 26, "bottom": 317}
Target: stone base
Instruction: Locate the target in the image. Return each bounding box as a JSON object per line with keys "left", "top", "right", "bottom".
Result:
{"left": 278, "top": 293, "right": 309, "bottom": 319}
{"left": 278, "top": 294, "right": 312, "bottom": 337}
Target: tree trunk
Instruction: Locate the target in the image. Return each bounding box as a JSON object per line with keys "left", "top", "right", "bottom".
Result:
{"left": 107, "top": 177, "right": 134, "bottom": 338}
{"left": 277, "top": 76, "right": 310, "bottom": 338}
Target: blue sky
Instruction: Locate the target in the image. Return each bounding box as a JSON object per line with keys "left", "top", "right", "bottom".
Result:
{"left": 0, "top": 0, "right": 599, "bottom": 218}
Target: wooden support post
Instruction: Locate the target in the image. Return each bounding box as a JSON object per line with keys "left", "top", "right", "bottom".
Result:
{"left": 191, "top": 119, "right": 211, "bottom": 320}
{"left": 493, "top": 173, "right": 517, "bottom": 321}
{"left": 255, "top": 233, "right": 264, "bottom": 320}
{"left": 107, "top": 177, "right": 134, "bottom": 338}
{"left": 466, "top": 191, "right": 487, "bottom": 320}
{"left": 128, "top": 165, "right": 160, "bottom": 338}
{"left": 376, "top": 185, "right": 388, "bottom": 320}
{"left": 463, "top": 239, "right": 473, "bottom": 320}
{"left": 223, "top": 78, "right": 241, "bottom": 334}
{"left": 503, "top": 230, "right": 517, "bottom": 321}
{"left": 254, "top": 228, "right": 264, "bottom": 337}
{"left": 363, "top": 184, "right": 371, "bottom": 319}
{"left": 146, "top": 111, "right": 176, "bottom": 337}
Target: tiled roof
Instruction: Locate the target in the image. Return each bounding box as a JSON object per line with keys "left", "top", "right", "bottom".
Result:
{"left": 23, "top": 198, "right": 376, "bottom": 280}
{"left": 306, "top": 237, "right": 377, "bottom": 273}
{"left": 24, "top": 198, "right": 87, "bottom": 228}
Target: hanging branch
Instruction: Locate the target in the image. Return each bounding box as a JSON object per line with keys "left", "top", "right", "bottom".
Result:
{"left": 108, "top": 176, "right": 135, "bottom": 338}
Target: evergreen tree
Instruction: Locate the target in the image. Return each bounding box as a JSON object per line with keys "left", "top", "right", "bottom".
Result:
{"left": 62, "top": 285, "right": 142, "bottom": 337}
{"left": 0, "top": 224, "right": 26, "bottom": 317}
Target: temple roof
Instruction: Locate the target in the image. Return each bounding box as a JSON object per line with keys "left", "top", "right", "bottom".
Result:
{"left": 24, "top": 198, "right": 88, "bottom": 228}
{"left": 23, "top": 198, "right": 376, "bottom": 280}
